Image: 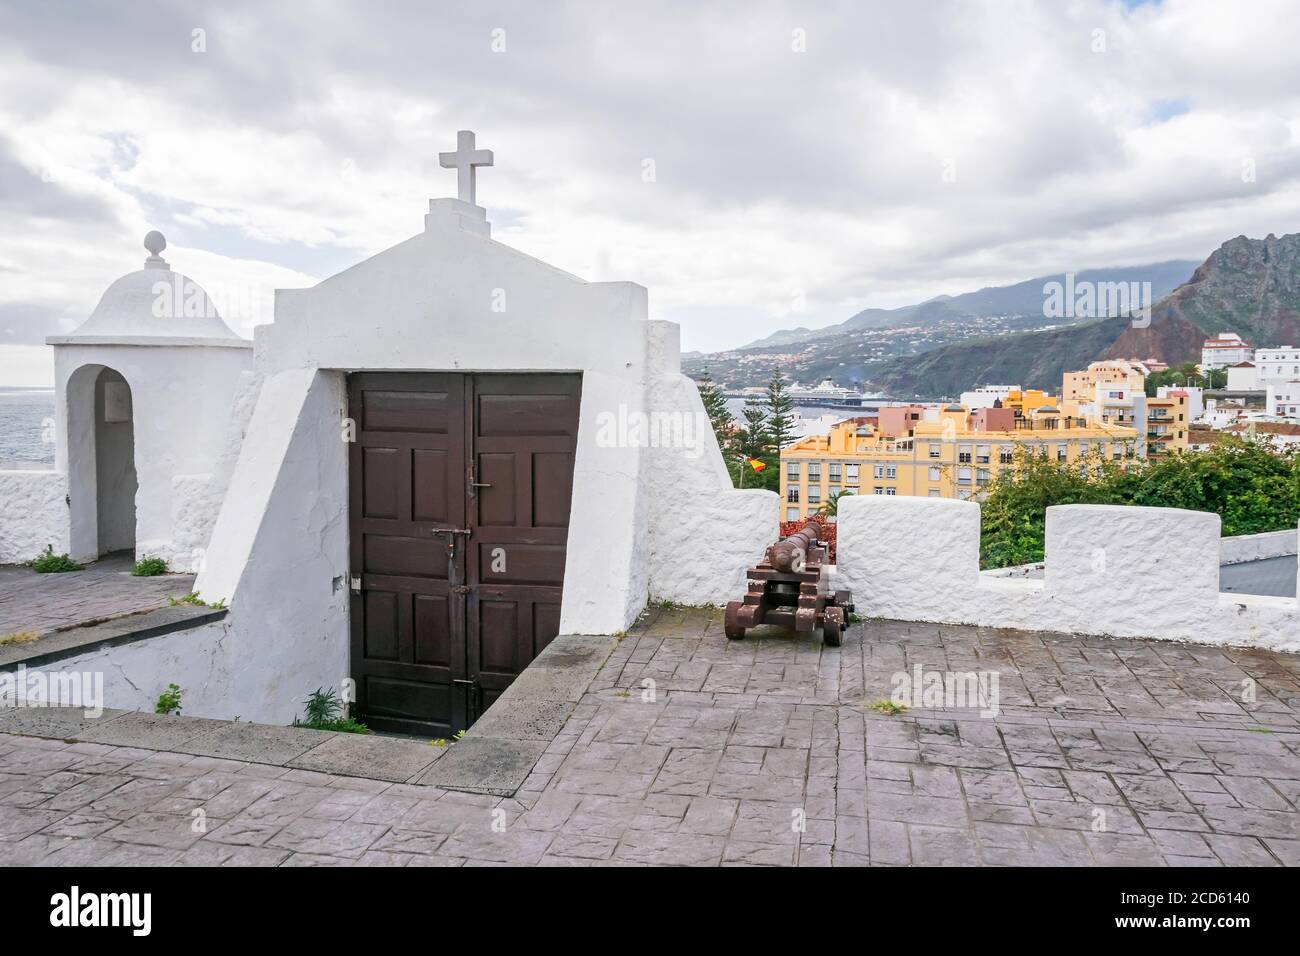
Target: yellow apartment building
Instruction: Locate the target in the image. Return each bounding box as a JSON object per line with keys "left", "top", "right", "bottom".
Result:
{"left": 1060, "top": 381, "right": 1190, "bottom": 457}
{"left": 780, "top": 404, "right": 1139, "bottom": 521}
{"left": 1001, "top": 389, "right": 1056, "bottom": 417}
{"left": 1145, "top": 391, "right": 1190, "bottom": 456}
{"left": 1062, "top": 360, "right": 1148, "bottom": 404}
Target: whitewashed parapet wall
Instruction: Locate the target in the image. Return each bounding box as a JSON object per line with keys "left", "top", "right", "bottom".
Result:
{"left": 0, "top": 471, "right": 69, "bottom": 563}
{"left": 644, "top": 320, "right": 777, "bottom": 605}
{"left": 836, "top": 495, "right": 1300, "bottom": 653}
{"left": 10, "top": 616, "right": 337, "bottom": 725}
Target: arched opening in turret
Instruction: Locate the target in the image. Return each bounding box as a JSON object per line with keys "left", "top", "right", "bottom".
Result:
{"left": 65, "top": 364, "right": 137, "bottom": 560}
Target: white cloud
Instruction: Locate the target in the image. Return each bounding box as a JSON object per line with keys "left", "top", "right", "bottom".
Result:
{"left": 0, "top": 0, "right": 1297, "bottom": 375}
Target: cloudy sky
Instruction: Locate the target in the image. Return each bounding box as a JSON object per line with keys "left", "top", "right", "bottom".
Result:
{"left": 1, "top": 0, "right": 1298, "bottom": 386}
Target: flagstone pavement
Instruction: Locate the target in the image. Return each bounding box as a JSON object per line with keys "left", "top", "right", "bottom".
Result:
{"left": 0, "top": 552, "right": 196, "bottom": 638}
{"left": 2, "top": 607, "right": 1299, "bottom": 866}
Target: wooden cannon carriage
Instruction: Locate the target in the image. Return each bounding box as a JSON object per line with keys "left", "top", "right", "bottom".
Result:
{"left": 723, "top": 521, "right": 854, "bottom": 647}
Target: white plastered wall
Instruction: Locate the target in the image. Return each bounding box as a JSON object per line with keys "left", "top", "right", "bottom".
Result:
{"left": 644, "top": 320, "right": 777, "bottom": 605}
{"left": 51, "top": 344, "right": 251, "bottom": 569}
{"left": 13, "top": 615, "right": 331, "bottom": 726}
{"left": 196, "top": 197, "right": 775, "bottom": 699}
{"left": 0, "top": 471, "right": 69, "bottom": 563}
{"left": 837, "top": 495, "right": 1300, "bottom": 653}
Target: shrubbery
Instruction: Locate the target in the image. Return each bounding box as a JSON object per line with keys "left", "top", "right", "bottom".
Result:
{"left": 979, "top": 437, "right": 1300, "bottom": 568}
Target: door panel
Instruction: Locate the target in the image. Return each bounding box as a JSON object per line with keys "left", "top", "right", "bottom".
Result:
{"left": 349, "top": 373, "right": 467, "bottom": 736}
{"left": 466, "top": 374, "right": 581, "bottom": 715}
{"left": 351, "top": 372, "right": 580, "bottom": 735}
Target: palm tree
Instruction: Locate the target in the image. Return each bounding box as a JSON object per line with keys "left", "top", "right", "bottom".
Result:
{"left": 818, "top": 490, "right": 853, "bottom": 519}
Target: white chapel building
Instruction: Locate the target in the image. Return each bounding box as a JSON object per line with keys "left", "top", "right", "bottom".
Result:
{"left": 0, "top": 132, "right": 775, "bottom": 729}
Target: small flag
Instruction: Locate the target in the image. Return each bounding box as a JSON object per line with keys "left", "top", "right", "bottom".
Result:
{"left": 747, "top": 458, "right": 767, "bottom": 473}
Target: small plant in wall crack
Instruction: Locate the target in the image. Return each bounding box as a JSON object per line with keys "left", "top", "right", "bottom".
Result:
{"left": 168, "top": 592, "right": 226, "bottom": 609}
{"left": 294, "top": 687, "right": 372, "bottom": 734}
{"left": 27, "top": 546, "right": 81, "bottom": 574}
{"left": 0, "top": 631, "right": 39, "bottom": 646}
{"left": 863, "top": 698, "right": 908, "bottom": 716}
{"left": 155, "top": 683, "right": 183, "bottom": 716}
{"left": 131, "top": 556, "right": 169, "bottom": 577}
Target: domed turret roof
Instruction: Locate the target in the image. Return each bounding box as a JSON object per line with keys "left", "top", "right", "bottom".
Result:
{"left": 47, "top": 232, "right": 250, "bottom": 348}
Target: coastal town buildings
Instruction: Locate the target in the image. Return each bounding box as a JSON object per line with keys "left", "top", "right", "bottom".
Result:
{"left": 1061, "top": 359, "right": 1147, "bottom": 404}
{"left": 1227, "top": 361, "right": 1259, "bottom": 390}
{"left": 779, "top": 404, "right": 1137, "bottom": 520}
{"left": 1201, "top": 331, "right": 1254, "bottom": 369}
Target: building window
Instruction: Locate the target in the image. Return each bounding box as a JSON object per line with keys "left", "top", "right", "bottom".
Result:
{"left": 1057, "top": 443, "right": 1067, "bottom": 461}
{"left": 928, "top": 466, "right": 941, "bottom": 481}
{"left": 1079, "top": 442, "right": 1089, "bottom": 456}
{"left": 886, "top": 488, "right": 897, "bottom": 496}
{"left": 976, "top": 468, "right": 990, "bottom": 484}
{"left": 808, "top": 463, "right": 821, "bottom": 480}
{"left": 958, "top": 467, "right": 972, "bottom": 484}
{"left": 886, "top": 465, "right": 897, "bottom": 479}
{"left": 999, "top": 449, "right": 1013, "bottom": 464}
{"left": 873, "top": 487, "right": 884, "bottom": 495}
{"left": 928, "top": 489, "right": 940, "bottom": 497}
{"left": 976, "top": 444, "right": 989, "bottom": 464}
{"left": 958, "top": 444, "right": 972, "bottom": 463}
{"left": 829, "top": 463, "right": 842, "bottom": 483}
{"left": 807, "top": 487, "right": 821, "bottom": 504}
{"left": 786, "top": 461, "right": 800, "bottom": 479}
{"left": 928, "top": 443, "right": 941, "bottom": 459}
{"left": 787, "top": 487, "right": 799, "bottom": 503}
{"left": 873, "top": 464, "right": 884, "bottom": 479}
{"left": 845, "top": 464, "right": 859, "bottom": 484}
{"left": 786, "top": 507, "right": 800, "bottom": 521}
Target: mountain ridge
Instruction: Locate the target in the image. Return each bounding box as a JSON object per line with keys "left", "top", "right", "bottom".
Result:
{"left": 739, "top": 260, "right": 1197, "bottom": 350}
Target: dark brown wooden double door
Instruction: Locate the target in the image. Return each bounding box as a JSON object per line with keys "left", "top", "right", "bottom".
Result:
{"left": 348, "top": 372, "right": 581, "bottom": 735}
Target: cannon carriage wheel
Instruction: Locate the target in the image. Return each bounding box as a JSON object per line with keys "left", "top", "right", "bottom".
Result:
{"left": 723, "top": 601, "right": 746, "bottom": 641}
{"left": 821, "top": 606, "right": 845, "bottom": 647}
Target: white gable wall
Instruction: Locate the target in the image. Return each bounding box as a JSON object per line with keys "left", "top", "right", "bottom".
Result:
{"left": 196, "top": 199, "right": 776, "bottom": 682}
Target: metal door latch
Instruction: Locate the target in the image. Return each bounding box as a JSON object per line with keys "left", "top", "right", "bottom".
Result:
{"left": 431, "top": 527, "right": 472, "bottom": 557}
{"left": 468, "top": 462, "right": 492, "bottom": 497}
{"left": 350, "top": 574, "right": 362, "bottom": 593}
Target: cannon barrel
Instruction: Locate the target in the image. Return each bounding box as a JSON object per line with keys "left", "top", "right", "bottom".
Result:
{"left": 768, "top": 524, "right": 820, "bottom": 573}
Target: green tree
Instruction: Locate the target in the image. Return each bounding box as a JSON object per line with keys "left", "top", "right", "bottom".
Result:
{"left": 765, "top": 370, "right": 797, "bottom": 453}
{"left": 818, "top": 489, "right": 853, "bottom": 518}
{"left": 696, "top": 371, "right": 736, "bottom": 459}
{"left": 1145, "top": 362, "right": 1225, "bottom": 395}
{"left": 736, "top": 396, "right": 772, "bottom": 488}
{"left": 979, "top": 437, "right": 1300, "bottom": 568}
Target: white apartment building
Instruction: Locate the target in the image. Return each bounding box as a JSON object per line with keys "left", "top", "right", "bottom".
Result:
{"left": 1267, "top": 381, "right": 1300, "bottom": 418}
{"left": 958, "top": 385, "right": 1019, "bottom": 409}
{"left": 1254, "top": 347, "right": 1300, "bottom": 383}
{"left": 1200, "top": 332, "right": 1253, "bottom": 370}
{"left": 1157, "top": 384, "right": 1204, "bottom": 420}
{"left": 1226, "top": 361, "right": 1259, "bottom": 390}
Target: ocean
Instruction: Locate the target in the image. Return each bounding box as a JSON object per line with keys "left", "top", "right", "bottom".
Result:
{"left": 0, "top": 390, "right": 56, "bottom": 468}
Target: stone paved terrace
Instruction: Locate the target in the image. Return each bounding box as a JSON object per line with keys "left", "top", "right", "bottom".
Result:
{"left": 1, "top": 607, "right": 1299, "bottom": 866}
{"left": 0, "top": 552, "right": 196, "bottom": 638}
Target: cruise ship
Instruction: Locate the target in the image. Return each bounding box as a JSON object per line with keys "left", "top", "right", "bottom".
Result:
{"left": 787, "top": 378, "right": 866, "bottom": 407}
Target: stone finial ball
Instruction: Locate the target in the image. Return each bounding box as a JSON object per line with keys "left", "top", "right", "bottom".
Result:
{"left": 144, "top": 230, "right": 167, "bottom": 256}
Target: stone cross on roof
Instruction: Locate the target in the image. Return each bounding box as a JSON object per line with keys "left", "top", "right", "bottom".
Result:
{"left": 438, "top": 129, "right": 494, "bottom": 206}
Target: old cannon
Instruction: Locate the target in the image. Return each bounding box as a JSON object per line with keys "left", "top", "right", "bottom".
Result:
{"left": 724, "top": 521, "right": 854, "bottom": 647}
